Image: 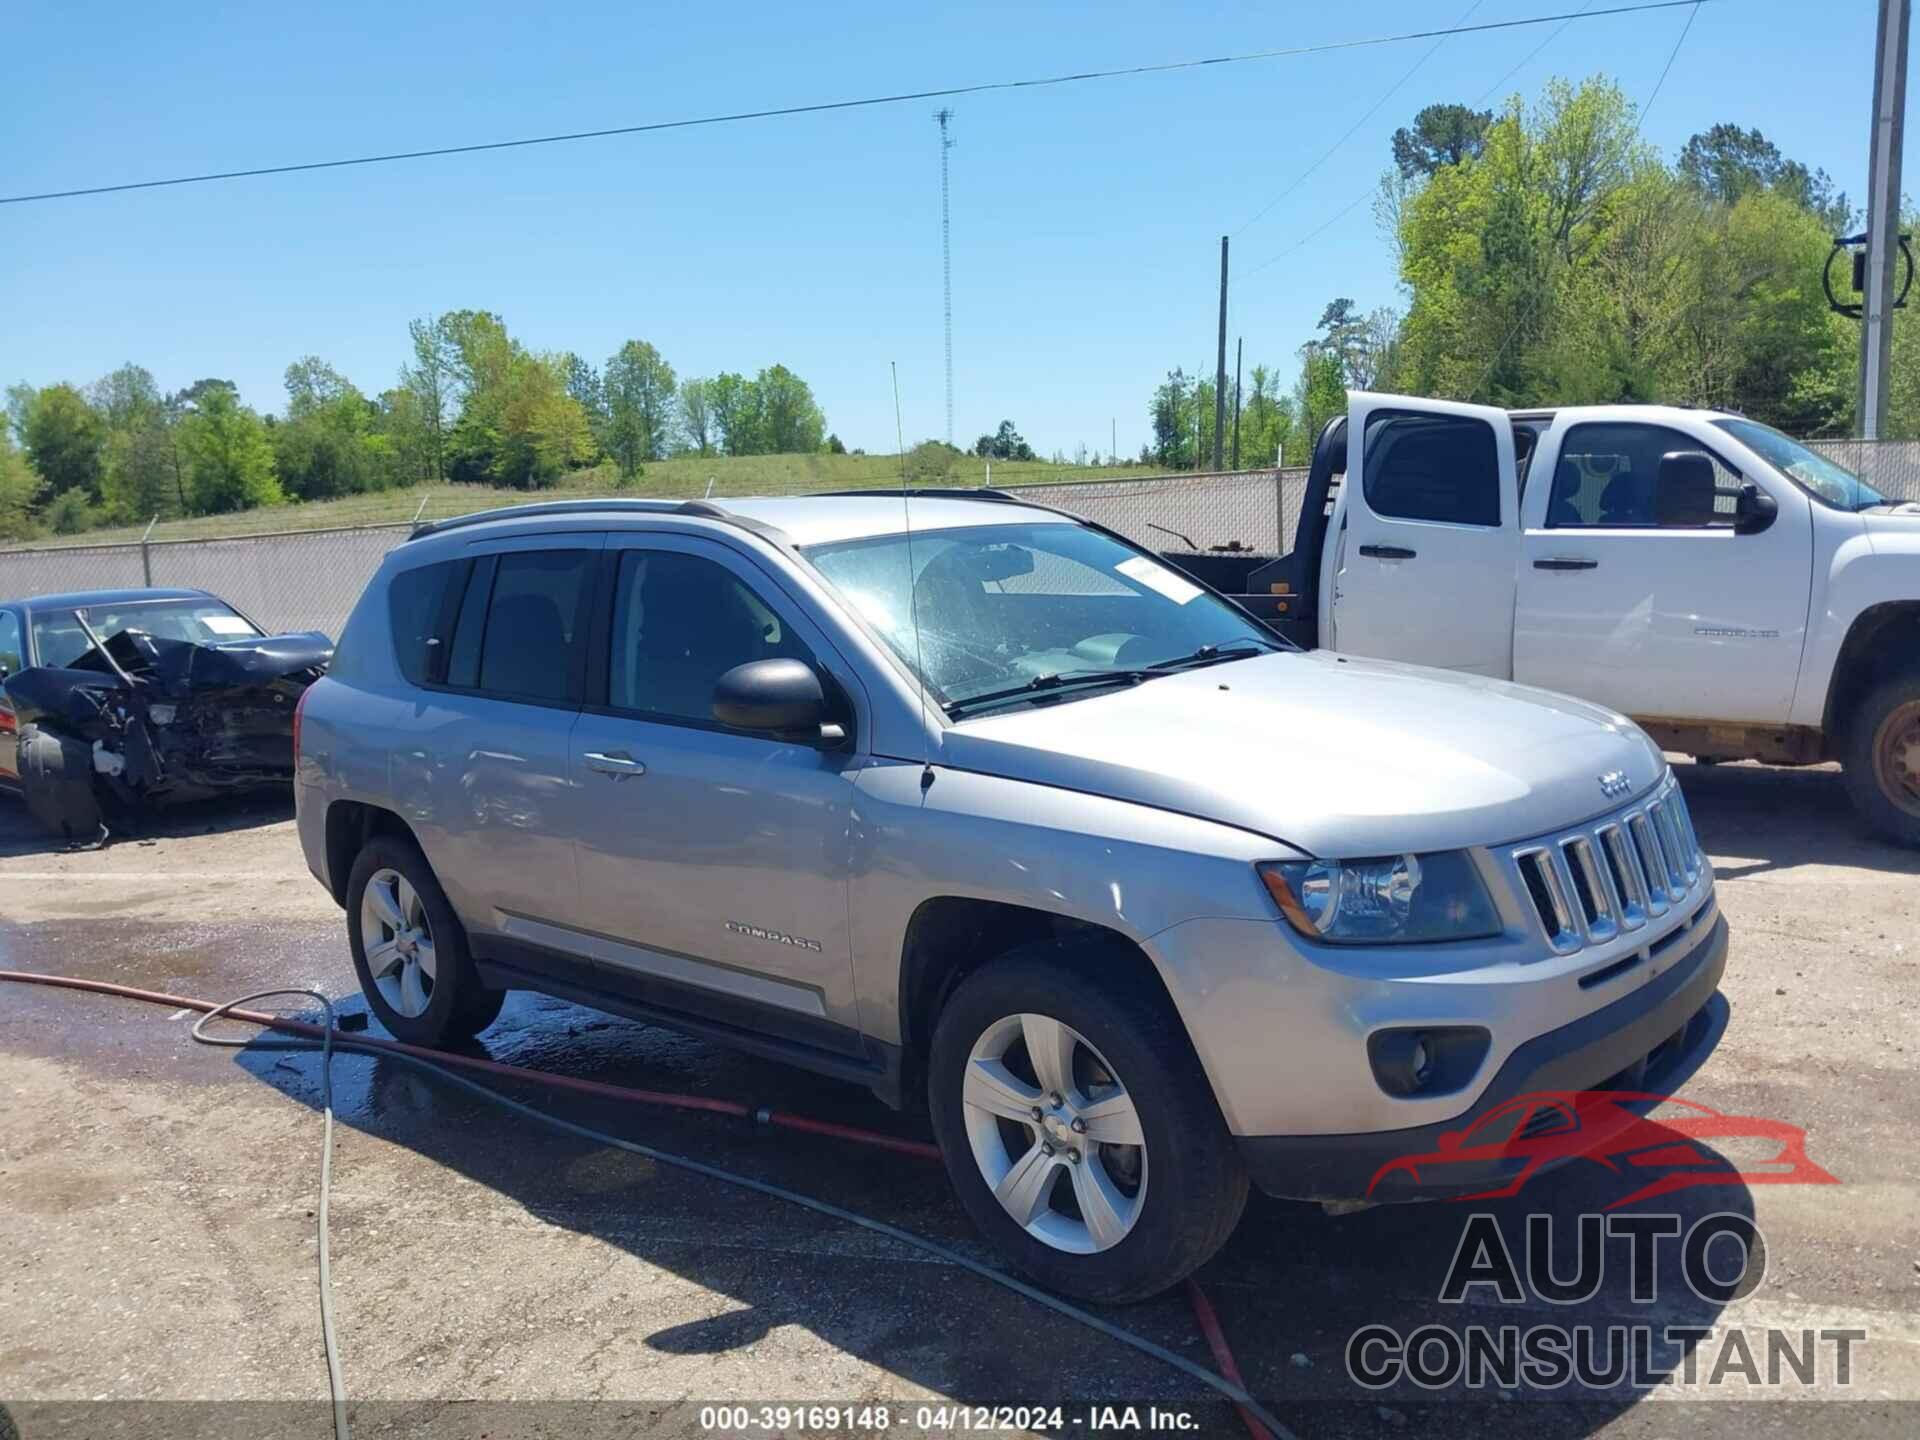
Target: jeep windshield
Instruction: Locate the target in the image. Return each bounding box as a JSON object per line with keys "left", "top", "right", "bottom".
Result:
{"left": 802, "top": 520, "right": 1282, "bottom": 717}
{"left": 1714, "top": 418, "right": 1889, "bottom": 511}
{"left": 32, "top": 599, "right": 262, "bottom": 670}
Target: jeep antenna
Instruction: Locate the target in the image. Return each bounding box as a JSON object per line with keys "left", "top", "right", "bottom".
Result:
{"left": 892, "top": 360, "right": 934, "bottom": 787}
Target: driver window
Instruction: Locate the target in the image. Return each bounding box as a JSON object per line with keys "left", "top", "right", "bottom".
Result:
{"left": 1546, "top": 424, "right": 1741, "bottom": 529}
{"left": 608, "top": 549, "right": 815, "bottom": 724}
{"left": 0, "top": 611, "right": 21, "bottom": 674}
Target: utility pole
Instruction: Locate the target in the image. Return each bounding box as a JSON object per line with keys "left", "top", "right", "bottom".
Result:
{"left": 936, "top": 109, "right": 957, "bottom": 447}
{"left": 1861, "top": 0, "right": 1911, "bottom": 439}
{"left": 1231, "top": 337, "right": 1243, "bottom": 470}
{"left": 1213, "top": 236, "right": 1229, "bottom": 471}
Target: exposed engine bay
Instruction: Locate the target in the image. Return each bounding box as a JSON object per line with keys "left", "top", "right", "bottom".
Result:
{"left": 5, "top": 611, "right": 331, "bottom": 841}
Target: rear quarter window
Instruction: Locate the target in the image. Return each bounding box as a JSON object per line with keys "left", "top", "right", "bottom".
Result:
{"left": 387, "top": 560, "right": 463, "bottom": 686}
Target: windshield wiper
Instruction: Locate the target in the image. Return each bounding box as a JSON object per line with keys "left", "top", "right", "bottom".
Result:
{"left": 1148, "top": 642, "right": 1279, "bottom": 672}
{"left": 944, "top": 668, "right": 1148, "bottom": 718}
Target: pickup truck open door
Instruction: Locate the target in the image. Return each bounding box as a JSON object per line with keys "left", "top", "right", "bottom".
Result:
{"left": 1330, "top": 393, "right": 1519, "bottom": 677}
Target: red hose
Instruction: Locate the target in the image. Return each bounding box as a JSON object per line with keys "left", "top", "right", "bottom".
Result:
{"left": 2, "top": 968, "right": 1265, "bottom": 1427}
{"left": 1187, "top": 1279, "right": 1274, "bottom": 1440}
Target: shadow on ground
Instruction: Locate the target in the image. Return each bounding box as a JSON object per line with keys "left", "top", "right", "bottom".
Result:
{"left": 1671, "top": 759, "right": 1920, "bottom": 881}
{"left": 0, "top": 788, "right": 293, "bottom": 859}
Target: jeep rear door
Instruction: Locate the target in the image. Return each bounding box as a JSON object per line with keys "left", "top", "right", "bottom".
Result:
{"left": 1330, "top": 394, "right": 1520, "bottom": 677}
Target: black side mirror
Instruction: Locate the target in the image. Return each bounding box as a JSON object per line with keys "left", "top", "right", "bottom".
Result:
{"left": 1733, "top": 481, "right": 1779, "bottom": 535}
{"left": 713, "top": 658, "right": 842, "bottom": 743}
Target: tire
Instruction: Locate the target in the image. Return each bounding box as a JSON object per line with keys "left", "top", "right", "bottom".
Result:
{"left": 346, "top": 834, "right": 505, "bottom": 1046}
{"left": 16, "top": 725, "right": 104, "bottom": 843}
{"left": 927, "top": 938, "right": 1248, "bottom": 1303}
{"left": 1841, "top": 673, "right": 1920, "bottom": 847}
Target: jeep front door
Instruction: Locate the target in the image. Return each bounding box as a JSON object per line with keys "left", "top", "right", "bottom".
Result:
{"left": 1331, "top": 394, "right": 1520, "bottom": 676}
{"left": 563, "top": 534, "right": 866, "bottom": 1051}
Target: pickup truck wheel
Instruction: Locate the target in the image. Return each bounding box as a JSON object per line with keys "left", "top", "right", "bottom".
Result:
{"left": 346, "top": 836, "right": 505, "bottom": 1045}
{"left": 1842, "top": 675, "right": 1920, "bottom": 847}
{"left": 927, "top": 940, "right": 1248, "bottom": 1303}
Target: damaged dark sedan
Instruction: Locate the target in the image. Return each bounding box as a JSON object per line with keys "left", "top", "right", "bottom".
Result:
{"left": 0, "top": 587, "right": 332, "bottom": 842}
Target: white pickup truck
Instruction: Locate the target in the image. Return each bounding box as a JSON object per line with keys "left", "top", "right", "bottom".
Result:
{"left": 1168, "top": 395, "right": 1920, "bottom": 845}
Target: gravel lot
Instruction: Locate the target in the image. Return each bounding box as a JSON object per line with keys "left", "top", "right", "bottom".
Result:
{"left": 1, "top": 760, "right": 1916, "bottom": 1439}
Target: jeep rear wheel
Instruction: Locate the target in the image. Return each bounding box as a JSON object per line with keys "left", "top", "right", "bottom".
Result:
{"left": 1842, "top": 675, "right": 1920, "bottom": 847}
{"left": 927, "top": 939, "right": 1248, "bottom": 1303}
{"left": 346, "top": 836, "right": 505, "bottom": 1045}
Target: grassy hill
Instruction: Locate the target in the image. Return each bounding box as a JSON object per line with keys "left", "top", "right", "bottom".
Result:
{"left": 36, "top": 451, "right": 1153, "bottom": 549}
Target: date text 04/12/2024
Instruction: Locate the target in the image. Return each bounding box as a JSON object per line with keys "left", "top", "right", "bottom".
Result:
{"left": 696, "top": 1404, "right": 1205, "bottom": 1432}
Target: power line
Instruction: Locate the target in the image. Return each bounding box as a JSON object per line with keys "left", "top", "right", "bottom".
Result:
{"left": 1, "top": 1, "right": 1715, "bottom": 207}
{"left": 1239, "top": 0, "right": 1604, "bottom": 282}
{"left": 1231, "top": 0, "right": 1488, "bottom": 239}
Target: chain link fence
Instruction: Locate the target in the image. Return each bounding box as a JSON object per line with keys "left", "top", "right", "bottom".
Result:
{"left": 1, "top": 437, "right": 1914, "bottom": 639}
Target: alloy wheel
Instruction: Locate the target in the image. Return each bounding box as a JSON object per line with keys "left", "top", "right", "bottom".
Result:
{"left": 361, "top": 868, "right": 437, "bottom": 1018}
{"left": 961, "top": 1012, "right": 1148, "bottom": 1254}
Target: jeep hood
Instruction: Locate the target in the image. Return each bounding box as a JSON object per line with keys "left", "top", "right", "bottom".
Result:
{"left": 937, "top": 650, "right": 1667, "bottom": 856}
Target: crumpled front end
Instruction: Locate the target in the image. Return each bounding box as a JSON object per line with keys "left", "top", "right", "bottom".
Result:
{"left": 4, "top": 625, "right": 332, "bottom": 835}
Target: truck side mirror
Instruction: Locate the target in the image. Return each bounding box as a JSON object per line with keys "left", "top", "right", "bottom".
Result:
{"left": 1733, "top": 481, "right": 1779, "bottom": 536}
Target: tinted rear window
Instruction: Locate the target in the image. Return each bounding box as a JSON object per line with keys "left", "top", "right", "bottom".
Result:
{"left": 1363, "top": 413, "right": 1502, "bottom": 526}
{"left": 388, "top": 560, "right": 462, "bottom": 685}
{"left": 475, "top": 550, "right": 594, "bottom": 703}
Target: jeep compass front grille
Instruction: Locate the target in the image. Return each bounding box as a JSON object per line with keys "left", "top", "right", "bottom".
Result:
{"left": 1509, "top": 780, "right": 1703, "bottom": 954}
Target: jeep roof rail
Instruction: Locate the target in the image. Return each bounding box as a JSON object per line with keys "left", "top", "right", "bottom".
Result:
{"left": 408, "top": 497, "right": 730, "bottom": 541}
{"left": 812, "top": 487, "right": 1028, "bottom": 503}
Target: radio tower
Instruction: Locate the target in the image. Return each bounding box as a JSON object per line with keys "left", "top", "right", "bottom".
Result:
{"left": 936, "top": 108, "right": 956, "bottom": 447}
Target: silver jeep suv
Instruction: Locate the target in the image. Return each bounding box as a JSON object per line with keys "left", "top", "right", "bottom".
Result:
{"left": 294, "top": 493, "right": 1727, "bottom": 1301}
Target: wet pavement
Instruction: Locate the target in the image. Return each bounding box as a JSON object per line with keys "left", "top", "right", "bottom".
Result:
{"left": 2, "top": 762, "right": 1917, "bottom": 1438}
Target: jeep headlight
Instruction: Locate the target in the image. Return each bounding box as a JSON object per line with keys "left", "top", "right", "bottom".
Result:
{"left": 1259, "top": 851, "right": 1500, "bottom": 945}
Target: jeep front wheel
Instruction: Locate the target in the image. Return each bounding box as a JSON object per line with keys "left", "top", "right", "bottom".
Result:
{"left": 927, "top": 940, "right": 1248, "bottom": 1303}
{"left": 1842, "top": 675, "right": 1920, "bottom": 847}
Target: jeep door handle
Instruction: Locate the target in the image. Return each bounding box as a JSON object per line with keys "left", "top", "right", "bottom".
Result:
{"left": 1358, "top": 544, "right": 1417, "bottom": 560}
{"left": 583, "top": 750, "right": 647, "bottom": 780}
{"left": 1533, "top": 557, "right": 1599, "bottom": 571}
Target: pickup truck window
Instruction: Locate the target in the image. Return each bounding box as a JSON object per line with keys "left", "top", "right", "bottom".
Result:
{"left": 803, "top": 521, "right": 1276, "bottom": 711}
{"left": 1713, "top": 418, "right": 1889, "bottom": 511}
{"left": 1362, "top": 413, "right": 1501, "bottom": 526}
{"left": 606, "top": 549, "right": 819, "bottom": 723}
{"left": 1544, "top": 423, "right": 1739, "bottom": 529}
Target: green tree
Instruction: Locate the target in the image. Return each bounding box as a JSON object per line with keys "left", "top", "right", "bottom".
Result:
{"left": 1295, "top": 352, "right": 1347, "bottom": 446}
{"left": 400, "top": 314, "right": 461, "bottom": 482}
{"left": 0, "top": 427, "right": 42, "bottom": 540}
{"left": 973, "top": 420, "right": 1036, "bottom": 461}
{"left": 20, "top": 383, "right": 106, "bottom": 501}
{"left": 752, "top": 365, "right": 826, "bottom": 454}
{"left": 1391, "top": 103, "right": 1494, "bottom": 178}
{"left": 1678, "top": 124, "right": 1850, "bottom": 228}
{"left": 678, "top": 377, "right": 716, "bottom": 455}
{"left": 708, "top": 372, "right": 757, "bottom": 455}
{"left": 603, "top": 340, "right": 677, "bottom": 476}
{"left": 179, "top": 385, "right": 283, "bottom": 514}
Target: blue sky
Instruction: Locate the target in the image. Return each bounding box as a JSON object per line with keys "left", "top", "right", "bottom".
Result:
{"left": 0, "top": 1, "right": 1907, "bottom": 461}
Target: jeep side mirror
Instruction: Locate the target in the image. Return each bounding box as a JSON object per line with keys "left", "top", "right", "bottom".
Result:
{"left": 1733, "top": 481, "right": 1779, "bottom": 535}
{"left": 712, "top": 658, "right": 842, "bottom": 744}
